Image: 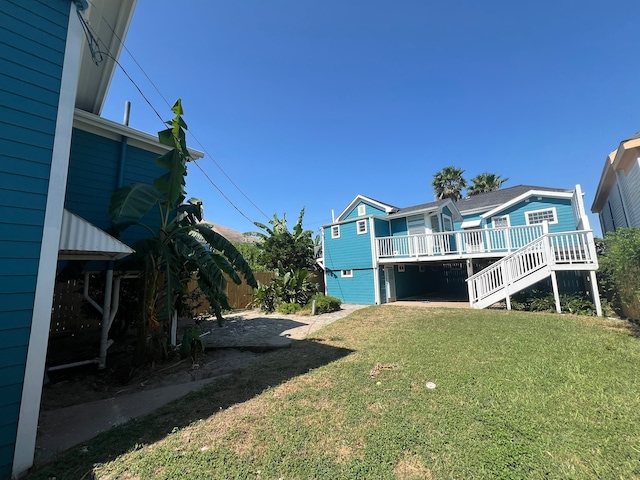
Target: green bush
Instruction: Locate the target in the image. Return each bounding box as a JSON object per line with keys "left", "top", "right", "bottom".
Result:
{"left": 510, "top": 289, "right": 597, "bottom": 315}
{"left": 253, "top": 265, "right": 318, "bottom": 313}
{"left": 308, "top": 294, "right": 342, "bottom": 314}
{"left": 278, "top": 302, "right": 302, "bottom": 314}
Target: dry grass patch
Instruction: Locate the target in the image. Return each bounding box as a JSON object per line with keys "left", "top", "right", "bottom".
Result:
{"left": 394, "top": 452, "right": 434, "bottom": 480}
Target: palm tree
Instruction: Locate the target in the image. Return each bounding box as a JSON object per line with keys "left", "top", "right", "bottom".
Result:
{"left": 468, "top": 173, "right": 508, "bottom": 196}
{"left": 432, "top": 166, "right": 468, "bottom": 201}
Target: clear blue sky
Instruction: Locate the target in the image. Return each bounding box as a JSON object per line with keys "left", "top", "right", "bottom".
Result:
{"left": 102, "top": 0, "right": 640, "bottom": 237}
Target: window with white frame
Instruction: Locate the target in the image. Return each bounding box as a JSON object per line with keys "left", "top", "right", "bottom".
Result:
{"left": 357, "top": 204, "right": 366, "bottom": 216}
{"left": 341, "top": 269, "right": 353, "bottom": 278}
{"left": 397, "top": 265, "right": 405, "bottom": 272}
{"left": 492, "top": 215, "right": 510, "bottom": 228}
{"left": 357, "top": 219, "right": 367, "bottom": 235}
{"left": 331, "top": 225, "right": 340, "bottom": 239}
{"left": 442, "top": 214, "right": 453, "bottom": 231}
{"left": 526, "top": 208, "right": 557, "bottom": 225}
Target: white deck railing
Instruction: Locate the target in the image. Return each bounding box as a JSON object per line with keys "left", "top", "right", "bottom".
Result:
{"left": 376, "top": 225, "right": 545, "bottom": 260}
{"left": 467, "top": 231, "right": 598, "bottom": 307}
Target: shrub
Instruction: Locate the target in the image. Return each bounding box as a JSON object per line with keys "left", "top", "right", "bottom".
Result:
{"left": 510, "top": 289, "right": 598, "bottom": 316}
{"left": 308, "top": 293, "right": 342, "bottom": 314}
{"left": 253, "top": 265, "right": 318, "bottom": 313}
{"left": 278, "top": 302, "right": 302, "bottom": 314}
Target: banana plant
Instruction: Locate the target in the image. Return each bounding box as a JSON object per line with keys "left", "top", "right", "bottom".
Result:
{"left": 109, "top": 100, "right": 256, "bottom": 356}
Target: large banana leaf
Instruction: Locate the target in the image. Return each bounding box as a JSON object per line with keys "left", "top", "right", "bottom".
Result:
{"left": 109, "top": 183, "right": 164, "bottom": 223}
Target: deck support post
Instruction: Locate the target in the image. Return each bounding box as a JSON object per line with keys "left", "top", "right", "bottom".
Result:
{"left": 588, "top": 270, "right": 603, "bottom": 316}
{"left": 502, "top": 262, "right": 511, "bottom": 310}
{"left": 550, "top": 270, "right": 561, "bottom": 313}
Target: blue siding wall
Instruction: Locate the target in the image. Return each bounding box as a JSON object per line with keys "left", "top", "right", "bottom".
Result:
{"left": 497, "top": 197, "right": 573, "bottom": 233}
{"left": 66, "top": 129, "right": 167, "bottom": 248}
{"left": 344, "top": 201, "right": 386, "bottom": 220}
{"left": 390, "top": 218, "right": 407, "bottom": 236}
{"left": 323, "top": 220, "right": 376, "bottom": 304}
{"left": 0, "top": 0, "right": 70, "bottom": 476}
{"left": 374, "top": 218, "right": 390, "bottom": 237}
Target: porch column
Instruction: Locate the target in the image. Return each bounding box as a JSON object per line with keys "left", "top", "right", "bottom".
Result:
{"left": 550, "top": 271, "right": 561, "bottom": 313}
{"left": 589, "top": 271, "right": 603, "bottom": 317}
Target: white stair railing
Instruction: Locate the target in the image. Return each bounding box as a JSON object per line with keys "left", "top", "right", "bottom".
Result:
{"left": 467, "top": 230, "right": 597, "bottom": 309}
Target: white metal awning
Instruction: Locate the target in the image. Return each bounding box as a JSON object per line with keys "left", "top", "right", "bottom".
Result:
{"left": 460, "top": 219, "right": 482, "bottom": 229}
{"left": 58, "top": 209, "right": 134, "bottom": 260}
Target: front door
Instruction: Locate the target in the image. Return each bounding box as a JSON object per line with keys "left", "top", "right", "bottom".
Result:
{"left": 384, "top": 266, "right": 396, "bottom": 302}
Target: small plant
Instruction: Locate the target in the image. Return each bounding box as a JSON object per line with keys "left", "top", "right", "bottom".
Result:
{"left": 308, "top": 293, "right": 342, "bottom": 314}
{"left": 180, "top": 326, "right": 205, "bottom": 365}
{"left": 253, "top": 264, "right": 318, "bottom": 313}
{"left": 278, "top": 302, "right": 302, "bottom": 314}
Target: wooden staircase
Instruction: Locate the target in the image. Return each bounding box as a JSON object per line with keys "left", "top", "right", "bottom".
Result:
{"left": 467, "top": 231, "right": 599, "bottom": 310}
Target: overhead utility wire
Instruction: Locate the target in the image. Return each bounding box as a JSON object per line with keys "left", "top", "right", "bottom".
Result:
{"left": 83, "top": 0, "right": 270, "bottom": 222}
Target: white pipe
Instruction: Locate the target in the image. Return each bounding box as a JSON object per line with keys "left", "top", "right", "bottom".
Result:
{"left": 83, "top": 271, "right": 103, "bottom": 314}
{"left": 98, "top": 269, "right": 114, "bottom": 369}
{"left": 48, "top": 358, "right": 98, "bottom": 372}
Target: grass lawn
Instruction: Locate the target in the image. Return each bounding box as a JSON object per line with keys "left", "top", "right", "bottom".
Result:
{"left": 30, "top": 306, "right": 640, "bottom": 479}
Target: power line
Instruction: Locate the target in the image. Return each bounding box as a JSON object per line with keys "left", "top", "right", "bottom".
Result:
{"left": 83, "top": 0, "right": 270, "bottom": 222}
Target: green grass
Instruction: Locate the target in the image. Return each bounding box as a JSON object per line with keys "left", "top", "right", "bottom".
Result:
{"left": 30, "top": 307, "right": 640, "bottom": 479}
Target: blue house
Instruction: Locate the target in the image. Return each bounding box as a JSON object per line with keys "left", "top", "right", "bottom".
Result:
{"left": 320, "top": 184, "right": 601, "bottom": 314}
{"left": 0, "top": 1, "right": 203, "bottom": 477}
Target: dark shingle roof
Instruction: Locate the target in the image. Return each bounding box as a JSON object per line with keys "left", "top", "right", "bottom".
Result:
{"left": 453, "top": 185, "right": 572, "bottom": 214}
{"left": 395, "top": 199, "right": 449, "bottom": 215}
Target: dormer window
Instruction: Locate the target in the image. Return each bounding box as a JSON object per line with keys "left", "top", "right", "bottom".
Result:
{"left": 357, "top": 204, "right": 366, "bottom": 216}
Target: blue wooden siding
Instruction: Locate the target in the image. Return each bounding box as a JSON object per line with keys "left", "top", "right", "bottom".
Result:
{"left": 65, "top": 129, "right": 167, "bottom": 248}
{"left": 496, "top": 197, "right": 573, "bottom": 233}
{"left": 374, "top": 218, "right": 390, "bottom": 237}
{"left": 323, "top": 219, "right": 375, "bottom": 304}
{"left": 326, "top": 268, "right": 376, "bottom": 304}
{"left": 390, "top": 218, "right": 407, "bottom": 235}
{"left": 344, "top": 201, "right": 386, "bottom": 220}
{"left": 0, "top": 0, "right": 70, "bottom": 476}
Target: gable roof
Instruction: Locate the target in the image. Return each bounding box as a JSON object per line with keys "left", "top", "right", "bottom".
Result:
{"left": 336, "top": 195, "right": 398, "bottom": 221}
{"left": 455, "top": 185, "right": 572, "bottom": 215}
{"left": 393, "top": 198, "right": 463, "bottom": 222}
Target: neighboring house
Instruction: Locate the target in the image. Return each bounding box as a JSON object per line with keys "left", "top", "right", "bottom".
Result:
{"left": 319, "top": 184, "right": 600, "bottom": 315}
{"left": 0, "top": 1, "right": 202, "bottom": 477}
{"left": 591, "top": 132, "right": 640, "bottom": 234}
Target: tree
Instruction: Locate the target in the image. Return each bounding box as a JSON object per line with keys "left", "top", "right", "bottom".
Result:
{"left": 468, "top": 172, "right": 508, "bottom": 196}
{"left": 431, "top": 166, "right": 468, "bottom": 201}
{"left": 249, "top": 208, "right": 316, "bottom": 271}
{"left": 109, "top": 100, "right": 256, "bottom": 361}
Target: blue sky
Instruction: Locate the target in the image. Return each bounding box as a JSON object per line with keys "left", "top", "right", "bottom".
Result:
{"left": 102, "top": 0, "right": 640, "bottom": 237}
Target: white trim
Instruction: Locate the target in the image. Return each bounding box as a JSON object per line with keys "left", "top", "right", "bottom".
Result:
{"left": 442, "top": 214, "right": 453, "bottom": 231}
{"left": 341, "top": 269, "right": 353, "bottom": 278}
{"left": 357, "top": 204, "right": 366, "bottom": 216}
{"left": 370, "top": 217, "right": 381, "bottom": 304}
{"left": 331, "top": 225, "right": 340, "bottom": 239}
{"left": 356, "top": 219, "right": 367, "bottom": 235}
{"left": 13, "top": 5, "right": 84, "bottom": 477}
{"left": 460, "top": 219, "right": 481, "bottom": 229}
{"left": 491, "top": 215, "right": 510, "bottom": 228}
{"left": 74, "top": 109, "right": 205, "bottom": 160}
{"left": 336, "top": 194, "right": 396, "bottom": 221}
{"left": 481, "top": 190, "right": 572, "bottom": 219}
{"left": 525, "top": 207, "right": 558, "bottom": 225}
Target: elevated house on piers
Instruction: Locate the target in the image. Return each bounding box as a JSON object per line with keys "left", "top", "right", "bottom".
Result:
{"left": 318, "top": 184, "right": 601, "bottom": 315}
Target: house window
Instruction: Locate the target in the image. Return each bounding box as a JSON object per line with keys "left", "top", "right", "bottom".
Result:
{"left": 357, "top": 204, "right": 366, "bottom": 216}
{"left": 357, "top": 219, "right": 367, "bottom": 235}
{"left": 442, "top": 215, "right": 453, "bottom": 231}
{"left": 397, "top": 265, "right": 405, "bottom": 272}
{"left": 526, "top": 208, "right": 557, "bottom": 225}
{"left": 492, "top": 215, "right": 510, "bottom": 228}
{"left": 341, "top": 269, "right": 353, "bottom": 278}
{"left": 331, "top": 225, "right": 340, "bottom": 239}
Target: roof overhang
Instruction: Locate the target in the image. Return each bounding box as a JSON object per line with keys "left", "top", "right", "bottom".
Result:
{"left": 460, "top": 219, "right": 482, "bottom": 229}
{"left": 58, "top": 209, "right": 134, "bottom": 260}
{"left": 336, "top": 195, "right": 397, "bottom": 221}
{"left": 591, "top": 151, "right": 617, "bottom": 213}
{"left": 481, "top": 189, "right": 573, "bottom": 219}
{"left": 73, "top": 109, "right": 205, "bottom": 160}
{"left": 75, "top": 0, "right": 138, "bottom": 115}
